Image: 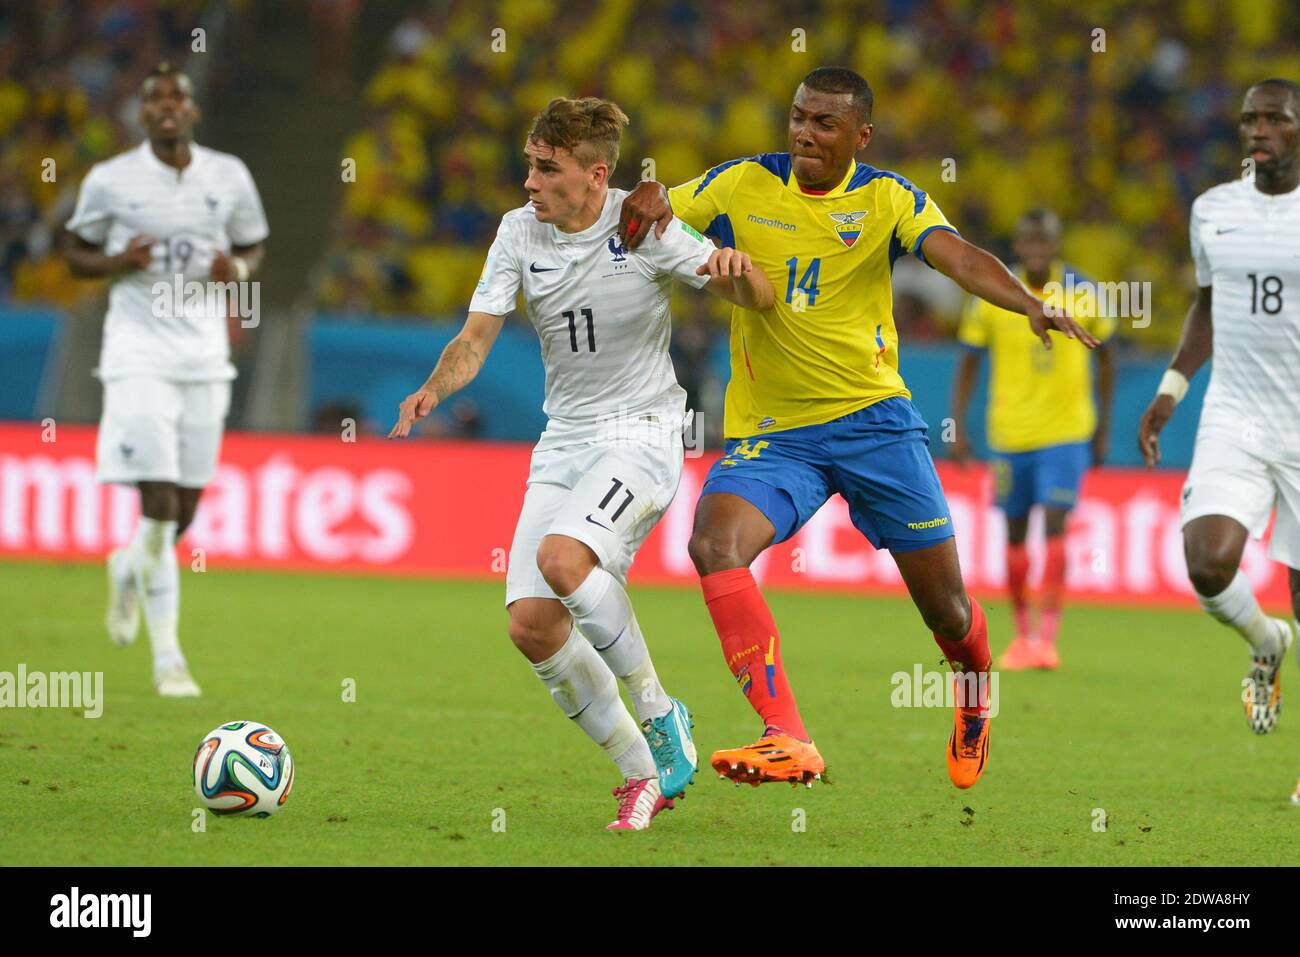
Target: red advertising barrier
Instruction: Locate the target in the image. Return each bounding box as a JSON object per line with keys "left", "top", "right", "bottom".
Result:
{"left": 0, "top": 421, "right": 1291, "bottom": 609}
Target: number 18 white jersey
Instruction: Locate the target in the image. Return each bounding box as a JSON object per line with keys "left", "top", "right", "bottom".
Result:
{"left": 469, "top": 188, "right": 713, "bottom": 450}
{"left": 1190, "top": 177, "right": 1300, "bottom": 458}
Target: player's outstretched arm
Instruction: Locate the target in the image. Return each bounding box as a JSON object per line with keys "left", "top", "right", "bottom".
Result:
{"left": 618, "top": 180, "right": 672, "bottom": 250}
{"left": 921, "top": 230, "right": 1099, "bottom": 350}
{"left": 696, "top": 247, "right": 775, "bottom": 311}
{"left": 63, "top": 231, "right": 154, "bottom": 278}
{"left": 388, "top": 311, "right": 505, "bottom": 439}
{"left": 1137, "top": 286, "right": 1211, "bottom": 468}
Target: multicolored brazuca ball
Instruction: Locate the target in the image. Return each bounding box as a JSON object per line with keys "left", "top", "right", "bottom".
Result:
{"left": 193, "top": 721, "right": 294, "bottom": 817}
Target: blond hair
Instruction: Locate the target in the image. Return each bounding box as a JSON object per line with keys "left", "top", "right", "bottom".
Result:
{"left": 527, "top": 97, "right": 630, "bottom": 170}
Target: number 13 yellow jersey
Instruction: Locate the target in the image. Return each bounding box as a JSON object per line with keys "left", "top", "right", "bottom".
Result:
{"left": 667, "top": 153, "right": 956, "bottom": 438}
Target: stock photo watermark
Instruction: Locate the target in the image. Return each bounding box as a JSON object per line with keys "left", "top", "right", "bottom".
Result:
{"left": 151, "top": 273, "right": 260, "bottom": 328}
{"left": 890, "top": 664, "right": 999, "bottom": 718}
{"left": 0, "top": 665, "right": 103, "bottom": 718}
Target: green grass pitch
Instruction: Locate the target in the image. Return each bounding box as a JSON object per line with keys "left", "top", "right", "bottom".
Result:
{"left": 3, "top": 558, "right": 1298, "bottom": 866}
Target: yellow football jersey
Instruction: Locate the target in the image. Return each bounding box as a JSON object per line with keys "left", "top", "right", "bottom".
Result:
{"left": 957, "top": 261, "right": 1116, "bottom": 453}
{"left": 668, "top": 153, "right": 956, "bottom": 438}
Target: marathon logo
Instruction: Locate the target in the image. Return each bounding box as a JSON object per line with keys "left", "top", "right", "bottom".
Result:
{"left": 906, "top": 517, "right": 950, "bottom": 530}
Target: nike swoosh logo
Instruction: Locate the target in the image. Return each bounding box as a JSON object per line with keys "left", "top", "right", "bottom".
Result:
{"left": 530, "top": 263, "right": 560, "bottom": 273}
{"left": 1216, "top": 227, "right": 1243, "bottom": 234}
{"left": 585, "top": 513, "right": 613, "bottom": 531}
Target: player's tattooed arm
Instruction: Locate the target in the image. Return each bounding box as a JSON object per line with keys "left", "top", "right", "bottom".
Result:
{"left": 920, "top": 230, "right": 1099, "bottom": 350}
{"left": 389, "top": 311, "right": 504, "bottom": 438}
{"left": 1137, "top": 286, "right": 1211, "bottom": 467}
{"left": 63, "top": 230, "right": 154, "bottom": 278}
{"left": 697, "top": 248, "right": 775, "bottom": 311}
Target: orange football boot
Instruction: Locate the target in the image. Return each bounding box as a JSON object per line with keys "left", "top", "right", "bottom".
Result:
{"left": 711, "top": 729, "right": 826, "bottom": 788}
{"left": 947, "top": 700, "right": 990, "bottom": 789}
{"left": 998, "top": 636, "right": 1040, "bottom": 671}
{"left": 1035, "top": 642, "right": 1060, "bottom": 670}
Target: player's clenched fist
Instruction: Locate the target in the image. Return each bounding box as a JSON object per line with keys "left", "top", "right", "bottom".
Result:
{"left": 115, "top": 234, "right": 156, "bottom": 273}
{"left": 388, "top": 387, "right": 438, "bottom": 439}
{"left": 697, "top": 247, "right": 754, "bottom": 280}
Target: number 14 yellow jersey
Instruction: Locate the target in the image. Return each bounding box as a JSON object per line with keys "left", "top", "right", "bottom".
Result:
{"left": 668, "top": 153, "right": 956, "bottom": 438}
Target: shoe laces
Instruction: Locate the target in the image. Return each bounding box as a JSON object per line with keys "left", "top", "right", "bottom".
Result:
{"left": 960, "top": 714, "right": 986, "bottom": 754}
{"left": 611, "top": 780, "right": 648, "bottom": 822}
{"left": 645, "top": 715, "right": 675, "bottom": 767}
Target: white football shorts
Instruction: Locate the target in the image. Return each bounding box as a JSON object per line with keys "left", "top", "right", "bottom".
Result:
{"left": 96, "top": 376, "right": 231, "bottom": 487}
{"left": 505, "top": 436, "right": 683, "bottom": 606}
{"left": 1180, "top": 429, "right": 1300, "bottom": 568}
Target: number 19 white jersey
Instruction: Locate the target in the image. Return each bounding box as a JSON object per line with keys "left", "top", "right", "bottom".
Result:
{"left": 1189, "top": 177, "right": 1300, "bottom": 458}
{"left": 469, "top": 188, "right": 713, "bottom": 450}
{"left": 66, "top": 141, "right": 269, "bottom": 383}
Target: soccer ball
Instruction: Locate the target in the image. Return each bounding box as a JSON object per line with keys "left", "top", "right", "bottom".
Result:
{"left": 193, "top": 721, "right": 294, "bottom": 817}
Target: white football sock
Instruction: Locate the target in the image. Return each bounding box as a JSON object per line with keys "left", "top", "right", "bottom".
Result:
{"left": 559, "top": 566, "right": 671, "bottom": 722}
{"left": 1195, "top": 570, "right": 1281, "bottom": 657}
{"left": 531, "top": 628, "right": 656, "bottom": 780}
{"left": 129, "top": 517, "right": 185, "bottom": 676}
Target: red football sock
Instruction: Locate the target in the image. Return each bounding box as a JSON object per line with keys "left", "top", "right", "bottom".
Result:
{"left": 700, "top": 568, "right": 809, "bottom": 741}
{"left": 932, "top": 596, "right": 991, "bottom": 718}
{"left": 1006, "top": 541, "right": 1032, "bottom": 639}
{"left": 1040, "top": 535, "right": 1067, "bottom": 646}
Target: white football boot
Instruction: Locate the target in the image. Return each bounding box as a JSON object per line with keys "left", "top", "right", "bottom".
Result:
{"left": 156, "top": 665, "right": 202, "bottom": 698}
{"left": 1244, "top": 618, "right": 1293, "bottom": 734}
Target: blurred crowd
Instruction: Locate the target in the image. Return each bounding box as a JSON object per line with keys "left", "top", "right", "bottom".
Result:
{"left": 314, "top": 0, "right": 1298, "bottom": 350}
{"left": 0, "top": 0, "right": 220, "bottom": 305}
{"left": 4, "top": 0, "right": 1297, "bottom": 440}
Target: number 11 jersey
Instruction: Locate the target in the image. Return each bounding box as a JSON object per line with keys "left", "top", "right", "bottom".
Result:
{"left": 469, "top": 188, "right": 713, "bottom": 451}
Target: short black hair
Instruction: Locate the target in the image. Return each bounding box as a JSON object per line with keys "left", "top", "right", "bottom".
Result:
{"left": 1247, "top": 77, "right": 1300, "bottom": 113}
{"left": 1017, "top": 207, "right": 1061, "bottom": 234}
{"left": 142, "top": 62, "right": 193, "bottom": 96}
{"left": 799, "top": 66, "right": 873, "bottom": 123}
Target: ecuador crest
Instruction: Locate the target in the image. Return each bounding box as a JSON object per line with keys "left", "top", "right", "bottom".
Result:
{"left": 829, "top": 210, "right": 868, "bottom": 247}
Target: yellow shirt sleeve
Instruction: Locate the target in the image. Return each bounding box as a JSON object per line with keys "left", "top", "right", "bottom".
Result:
{"left": 667, "top": 159, "right": 749, "bottom": 237}
{"left": 888, "top": 182, "right": 956, "bottom": 266}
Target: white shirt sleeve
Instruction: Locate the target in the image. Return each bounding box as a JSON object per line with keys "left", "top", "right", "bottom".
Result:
{"left": 467, "top": 217, "right": 521, "bottom": 315}
{"left": 639, "top": 218, "right": 713, "bottom": 288}
{"left": 227, "top": 160, "right": 270, "bottom": 245}
{"left": 1189, "top": 198, "right": 1211, "bottom": 288}
{"left": 65, "top": 165, "right": 113, "bottom": 245}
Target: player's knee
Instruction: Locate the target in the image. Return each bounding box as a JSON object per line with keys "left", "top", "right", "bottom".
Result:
{"left": 506, "top": 614, "right": 553, "bottom": 661}
{"left": 138, "top": 482, "right": 180, "bottom": 522}
{"left": 1184, "top": 547, "right": 1236, "bottom": 597}
{"left": 687, "top": 528, "right": 746, "bottom": 575}
{"left": 921, "top": 593, "right": 971, "bottom": 642}
{"left": 535, "top": 536, "right": 594, "bottom": 597}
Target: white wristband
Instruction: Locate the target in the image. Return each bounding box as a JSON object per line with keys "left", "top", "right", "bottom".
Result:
{"left": 1157, "top": 368, "right": 1189, "bottom": 404}
{"left": 232, "top": 256, "right": 250, "bottom": 282}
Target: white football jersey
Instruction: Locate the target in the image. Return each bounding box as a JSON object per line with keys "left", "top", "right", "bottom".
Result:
{"left": 469, "top": 188, "right": 713, "bottom": 450}
{"left": 1190, "top": 177, "right": 1300, "bottom": 458}
{"left": 66, "top": 141, "right": 269, "bottom": 382}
